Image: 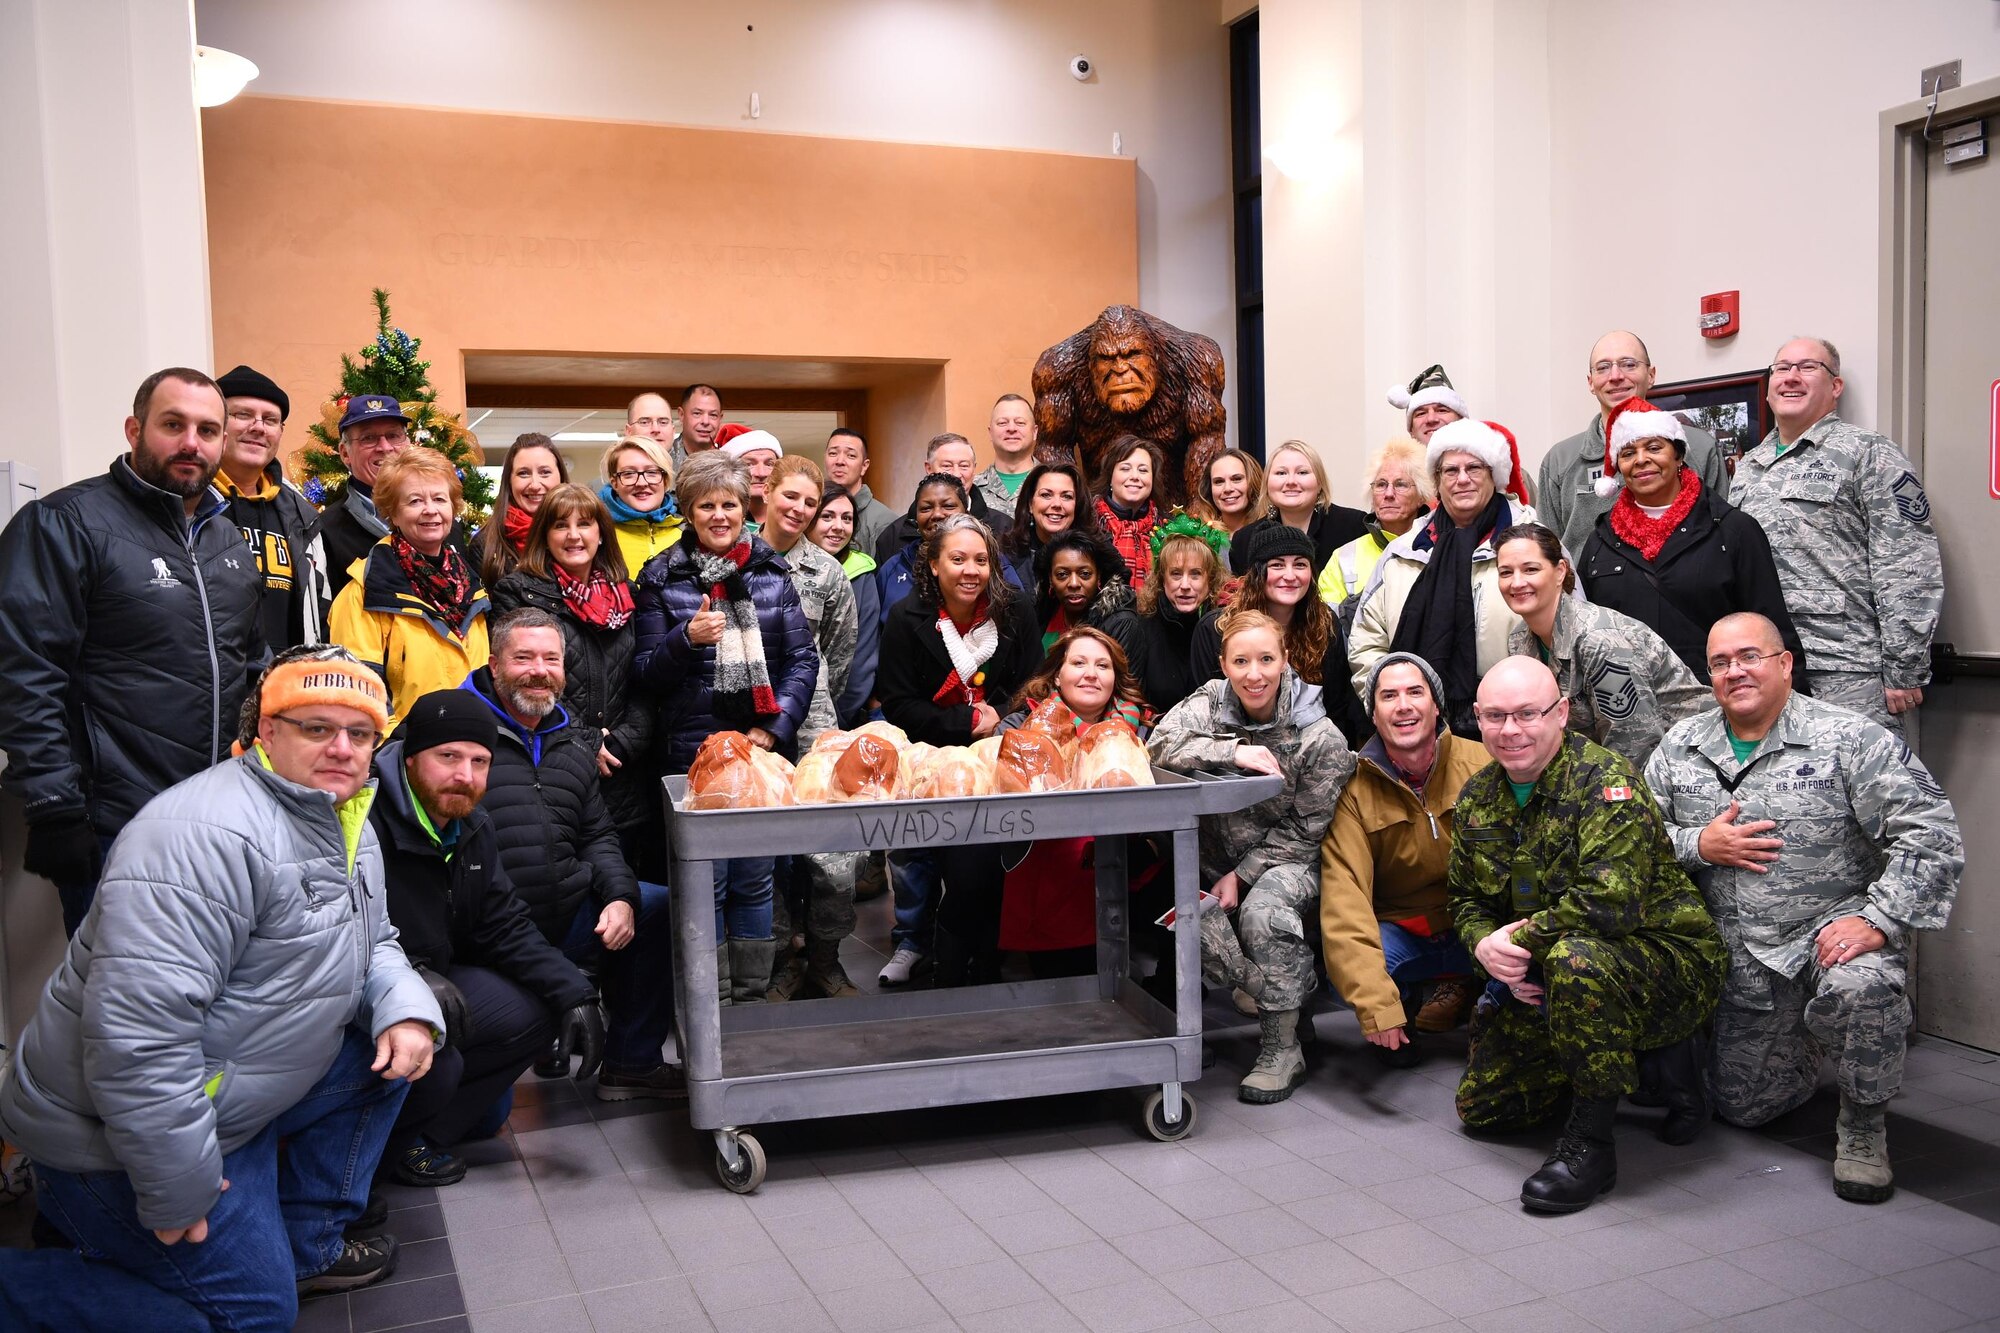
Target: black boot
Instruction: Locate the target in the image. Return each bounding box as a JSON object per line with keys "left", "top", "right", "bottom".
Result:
{"left": 1521, "top": 1095, "right": 1618, "bottom": 1213}
{"left": 1642, "top": 1032, "right": 1711, "bottom": 1146}
{"left": 932, "top": 925, "right": 972, "bottom": 989}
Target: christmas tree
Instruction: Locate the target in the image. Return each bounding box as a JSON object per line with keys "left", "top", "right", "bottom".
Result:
{"left": 300, "top": 288, "right": 492, "bottom": 518}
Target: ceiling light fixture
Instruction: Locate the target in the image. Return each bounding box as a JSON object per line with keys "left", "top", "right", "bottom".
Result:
{"left": 194, "top": 46, "right": 259, "bottom": 108}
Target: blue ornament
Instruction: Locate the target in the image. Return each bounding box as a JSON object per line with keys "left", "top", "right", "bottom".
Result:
{"left": 304, "top": 476, "right": 327, "bottom": 503}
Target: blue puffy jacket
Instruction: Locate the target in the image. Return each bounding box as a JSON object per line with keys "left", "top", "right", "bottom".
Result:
{"left": 632, "top": 536, "right": 820, "bottom": 773}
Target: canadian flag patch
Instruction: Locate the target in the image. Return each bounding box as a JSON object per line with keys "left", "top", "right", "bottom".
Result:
{"left": 1602, "top": 785, "right": 1634, "bottom": 802}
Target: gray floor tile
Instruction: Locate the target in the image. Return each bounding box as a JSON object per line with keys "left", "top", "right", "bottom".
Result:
{"left": 1810, "top": 1275, "right": 1979, "bottom": 1331}
{"left": 1887, "top": 1256, "right": 2000, "bottom": 1318}
{"left": 1064, "top": 1187, "right": 1185, "bottom": 1239}
{"left": 688, "top": 1254, "right": 808, "bottom": 1315}
{"left": 1641, "top": 1255, "right": 1793, "bottom": 1319}
{"left": 1283, "top": 1188, "right": 1411, "bottom": 1239}
{"left": 1247, "top": 1238, "right": 1378, "bottom": 1297}
{"left": 819, "top": 1274, "right": 951, "bottom": 1332}
{"left": 465, "top": 1294, "right": 592, "bottom": 1333}
{"left": 1212, "top": 1296, "right": 1341, "bottom": 1331}
{"left": 1805, "top": 1215, "right": 1956, "bottom": 1275}
{"left": 1109, "top": 1221, "right": 1237, "bottom": 1271}
{"left": 1337, "top": 1219, "right": 1471, "bottom": 1275}
{"left": 1312, "top": 1145, "right": 1432, "bottom": 1188}
{"left": 1497, "top": 1237, "right": 1623, "bottom": 1296}
{"left": 1018, "top": 1238, "right": 1146, "bottom": 1295}
{"left": 294, "top": 1294, "right": 351, "bottom": 1333}
{"left": 1155, "top": 1256, "right": 1292, "bottom": 1317}
{"left": 352, "top": 1274, "right": 467, "bottom": 1332}
{"left": 954, "top": 1295, "right": 1091, "bottom": 1332}
{"left": 666, "top": 1220, "right": 784, "bottom": 1273}
{"left": 760, "top": 1199, "right": 870, "bottom": 1252}
{"left": 1459, "top": 1296, "right": 1601, "bottom": 1333}
{"left": 1551, "top": 1275, "right": 1708, "bottom": 1333}
{"left": 452, "top": 1220, "right": 560, "bottom": 1275}
{"left": 1303, "top": 1275, "right": 1449, "bottom": 1332}
{"left": 1395, "top": 1256, "right": 1540, "bottom": 1319}
{"left": 1057, "top": 1274, "right": 1199, "bottom": 1333}
{"left": 1417, "top": 1201, "right": 1551, "bottom": 1254}
{"left": 885, "top": 1218, "right": 1005, "bottom": 1275}
{"left": 711, "top": 1293, "right": 832, "bottom": 1333}
{"left": 1883, "top": 1201, "right": 2000, "bottom": 1256}
{"left": 918, "top": 1254, "right": 1048, "bottom": 1317}
{"left": 1567, "top": 1218, "right": 1707, "bottom": 1275}
{"left": 1363, "top": 1172, "right": 1488, "bottom": 1221}
{"left": 1149, "top": 1172, "right": 1269, "bottom": 1221}
{"left": 787, "top": 1236, "right": 913, "bottom": 1296}
{"left": 1198, "top": 1202, "right": 1321, "bottom": 1258}
{"left": 375, "top": 1237, "right": 456, "bottom": 1289}
{"left": 459, "top": 1251, "right": 577, "bottom": 1314}
{"left": 1237, "top": 1159, "right": 1346, "bottom": 1205}
{"left": 980, "top": 1203, "right": 1102, "bottom": 1256}
{"left": 563, "top": 1228, "right": 678, "bottom": 1292}
{"left": 439, "top": 1181, "right": 544, "bottom": 1236}
{"left": 1729, "top": 1236, "right": 1875, "bottom": 1297}
{"left": 580, "top": 1276, "right": 708, "bottom": 1332}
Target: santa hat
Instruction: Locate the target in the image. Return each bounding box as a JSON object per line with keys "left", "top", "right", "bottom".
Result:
{"left": 1594, "top": 399, "right": 1687, "bottom": 498}
{"left": 1386, "top": 363, "right": 1469, "bottom": 425}
{"left": 717, "top": 424, "right": 783, "bottom": 460}
{"left": 1426, "top": 418, "right": 1530, "bottom": 505}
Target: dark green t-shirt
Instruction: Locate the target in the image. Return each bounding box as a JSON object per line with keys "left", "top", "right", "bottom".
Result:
{"left": 1508, "top": 779, "right": 1536, "bottom": 808}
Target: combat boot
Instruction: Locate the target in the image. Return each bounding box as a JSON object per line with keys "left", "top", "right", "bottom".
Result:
{"left": 1521, "top": 1095, "right": 1618, "bottom": 1213}
{"left": 728, "top": 938, "right": 777, "bottom": 1005}
{"left": 1239, "top": 1009, "right": 1307, "bottom": 1104}
{"left": 764, "top": 947, "right": 808, "bottom": 1002}
{"left": 803, "top": 939, "right": 860, "bottom": 998}
{"left": 1833, "top": 1098, "right": 1894, "bottom": 1203}
{"left": 1414, "top": 977, "right": 1476, "bottom": 1033}
{"left": 1642, "top": 1032, "right": 1711, "bottom": 1146}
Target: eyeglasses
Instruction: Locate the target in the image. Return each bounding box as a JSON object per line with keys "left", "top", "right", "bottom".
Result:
{"left": 270, "top": 713, "right": 382, "bottom": 751}
{"left": 226, "top": 407, "right": 283, "bottom": 430}
{"left": 1769, "top": 359, "right": 1833, "bottom": 378}
{"left": 1439, "top": 463, "right": 1490, "bottom": 481}
{"left": 613, "top": 468, "right": 665, "bottom": 484}
{"left": 1473, "top": 702, "right": 1561, "bottom": 729}
{"left": 1706, "top": 648, "right": 1784, "bottom": 676}
{"left": 1372, "top": 478, "right": 1417, "bottom": 493}
{"left": 1590, "top": 357, "right": 1648, "bottom": 376}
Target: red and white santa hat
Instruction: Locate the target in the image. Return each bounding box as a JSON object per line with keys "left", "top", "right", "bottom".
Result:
{"left": 1595, "top": 399, "right": 1687, "bottom": 498}
{"left": 717, "top": 423, "right": 783, "bottom": 460}
{"left": 1426, "top": 418, "right": 1531, "bottom": 506}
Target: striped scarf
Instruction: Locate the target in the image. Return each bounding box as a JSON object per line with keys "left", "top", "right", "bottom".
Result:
{"left": 691, "top": 542, "right": 778, "bottom": 721}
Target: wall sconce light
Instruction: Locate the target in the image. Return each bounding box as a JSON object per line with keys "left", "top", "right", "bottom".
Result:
{"left": 194, "top": 46, "right": 259, "bottom": 108}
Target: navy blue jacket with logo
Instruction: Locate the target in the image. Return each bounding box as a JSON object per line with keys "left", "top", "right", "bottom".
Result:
{"left": 0, "top": 458, "right": 265, "bottom": 838}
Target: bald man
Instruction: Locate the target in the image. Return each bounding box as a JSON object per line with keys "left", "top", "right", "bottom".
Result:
{"left": 1539, "top": 331, "right": 1729, "bottom": 554}
{"left": 1448, "top": 656, "right": 1725, "bottom": 1214}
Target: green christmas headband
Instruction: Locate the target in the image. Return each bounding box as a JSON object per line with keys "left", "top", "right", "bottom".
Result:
{"left": 1151, "top": 508, "right": 1230, "bottom": 559}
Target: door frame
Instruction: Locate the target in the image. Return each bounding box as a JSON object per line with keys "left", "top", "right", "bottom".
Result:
{"left": 1878, "top": 73, "right": 2000, "bottom": 476}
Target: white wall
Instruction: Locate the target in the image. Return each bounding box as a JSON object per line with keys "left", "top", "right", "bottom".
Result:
{"left": 191, "top": 0, "right": 1238, "bottom": 441}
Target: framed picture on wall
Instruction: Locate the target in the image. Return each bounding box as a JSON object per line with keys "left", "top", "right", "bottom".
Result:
{"left": 1647, "top": 368, "right": 1772, "bottom": 473}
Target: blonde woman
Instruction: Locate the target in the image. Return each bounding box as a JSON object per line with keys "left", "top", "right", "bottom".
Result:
{"left": 598, "top": 434, "right": 682, "bottom": 578}
{"left": 1227, "top": 439, "right": 1368, "bottom": 574}
{"left": 1319, "top": 437, "right": 1434, "bottom": 630}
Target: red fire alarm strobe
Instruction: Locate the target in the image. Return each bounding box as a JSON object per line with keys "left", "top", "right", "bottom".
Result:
{"left": 1700, "top": 291, "right": 1740, "bottom": 339}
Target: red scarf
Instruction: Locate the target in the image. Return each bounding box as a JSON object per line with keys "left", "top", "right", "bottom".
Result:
{"left": 556, "top": 564, "right": 634, "bottom": 629}
{"left": 1609, "top": 468, "right": 1703, "bottom": 563}
{"left": 502, "top": 502, "right": 535, "bottom": 554}
{"left": 1095, "top": 497, "right": 1158, "bottom": 583}
{"left": 391, "top": 532, "right": 476, "bottom": 626}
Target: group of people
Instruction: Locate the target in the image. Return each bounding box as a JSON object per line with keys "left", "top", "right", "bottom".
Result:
{"left": 0, "top": 326, "right": 1964, "bottom": 1327}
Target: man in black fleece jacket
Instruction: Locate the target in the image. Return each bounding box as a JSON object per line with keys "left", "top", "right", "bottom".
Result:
{"left": 371, "top": 690, "right": 603, "bottom": 1186}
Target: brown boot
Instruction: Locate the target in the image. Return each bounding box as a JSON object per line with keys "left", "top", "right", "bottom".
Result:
{"left": 1414, "top": 977, "right": 1475, "bottom": 1033}
{"left": 803, "top": 940, "right": 860, "bottom": 998}
{"left": 765, "top": 948, "right": 808, "bottom": 1002}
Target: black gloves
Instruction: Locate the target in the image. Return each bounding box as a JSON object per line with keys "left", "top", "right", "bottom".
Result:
{"left": 554, "top": 1001, "right": 606, "bottom": 1082}
{"left": 23, "top": 814, "right": 101, "bottom": 888}
{"left": 418, "top": 966, "right": 472, "bottom": 1049}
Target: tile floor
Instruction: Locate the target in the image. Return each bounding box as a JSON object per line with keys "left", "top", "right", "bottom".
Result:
{"left": 12, "top": 893, "right": 2000, "bottom": 1332}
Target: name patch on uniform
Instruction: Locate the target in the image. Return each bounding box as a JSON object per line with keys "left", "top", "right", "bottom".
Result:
{"left": 1601, "top": 785, "right": 1634, "bottom": 802}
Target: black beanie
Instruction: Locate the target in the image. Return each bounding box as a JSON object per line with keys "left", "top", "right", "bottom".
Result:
{"left": 215, "top": 364, "right": 290, "bottom": 421}
{"left": 402, "top": 690, "right": 498, "bottom": 756}
{"left": 1247, "top": 522, "right": 1317, "bottom": 569}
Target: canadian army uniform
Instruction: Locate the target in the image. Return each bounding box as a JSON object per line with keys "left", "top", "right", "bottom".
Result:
{"left": 1644, "top": 694, "right": 1962, "bottom": 1128}
{"left": 1449, "top": 733, "right": 1726, "bottom": 1132}
{"left": 1728, "top": 413, "right": 1940, "bottom": 734}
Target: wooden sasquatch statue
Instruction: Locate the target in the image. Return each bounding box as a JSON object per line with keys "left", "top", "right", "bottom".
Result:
{"left": 1030, "top": 305, "right": 1227, "bottom": 508}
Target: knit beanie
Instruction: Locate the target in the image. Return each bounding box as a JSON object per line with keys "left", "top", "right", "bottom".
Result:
{"left": 1386, "top": 363, "right": 1468, "bottom": 427}
{"left": 1364, "top": 651, "right": 1451, "bottom": 735}
{"left": 216, "top": 364, "right": 290, "bottom": 421}
{"left": 402, "top": 690, "right": 500, "bottom": 756}
{"left": 1246, "top": 522, "right": 1317, "bottom": 569}
{"left": 1595, "top": 399, "right": 1688, "bottom": 498}
{"left": 237, "top": 645, "right": 389, "bottom": 750}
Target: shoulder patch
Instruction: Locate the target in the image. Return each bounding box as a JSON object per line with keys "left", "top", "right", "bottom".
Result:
{"left": 1588, "top": 659, "right": 1640, "bottom": 721}
{"left": 1891, "top": 471, "right": 1931, "bottom": 524}
{"left": 1602, "top": 785, "right": 1634, "bottom": 802}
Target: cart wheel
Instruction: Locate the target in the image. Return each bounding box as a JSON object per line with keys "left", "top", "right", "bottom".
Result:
{"left": 1141, "top": 1089, "right": 1198, "bottom": 1142}
{"left": 714, "top": 1133, "right": 767, "bottom": 1193}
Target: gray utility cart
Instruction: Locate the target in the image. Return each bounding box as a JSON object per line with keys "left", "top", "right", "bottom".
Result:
{"left": 661, "top": 766, "right": 1282, "bottom": 1192}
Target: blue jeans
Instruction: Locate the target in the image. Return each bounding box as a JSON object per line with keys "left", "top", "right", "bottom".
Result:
{"left": 560, "top": 881, "right": 678, "bottom": 1073}
{"left": 1378, "top": 921, "right": 1475, "bottom": 1016}
{"left": 715, "top": 858, "right": 775, "bottom": 941}
{"left": 889, "top": 850, "right": 938, "bottom": 954}
{"left": 0, "top": 1025, "right": 407, "bottom": 1333}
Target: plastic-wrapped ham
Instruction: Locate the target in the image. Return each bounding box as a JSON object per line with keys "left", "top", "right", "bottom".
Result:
{"left": 687, "top": 732, "right": 796, "bottom": 809}
{"left": 1073, "top": 720, "right": 1154, "bottom": 789}
{"left": 851, "top": 720, "right": 911, "bottom": 752}
{"left": 791, "top": 749, "right": 841, "bottom": 804}
{"left": 1022, "top": 696, "right": 1081, "bottom": 764}
{"left": 910, "top": 746, "right": 995, "bottom": 798}
{"left": 831, "top": 733, "right": 900, "bottom": 801}
{"left": 747, "top": 747, "right": 797, "bottom": 805}
{"left": 992, "top": 728, "right": 1071, "bottom": 793}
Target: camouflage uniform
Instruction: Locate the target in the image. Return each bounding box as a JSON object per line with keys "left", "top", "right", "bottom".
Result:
{"left": 1150, "top": 672, "right": 1355, "bottom": 1012}
{"left": 1644, "top": 694, "right": 1962, "bottom": 1125}
{"left": 775, "top": 539, "right": 862, "bottom": 948}
{"left": 1729, "top": 413, "right": 1941, "bottom": 736}
{"left": 1509, "top": 598, "right": 1708, "bottom": 770}
{"left": 1450, "top": 734, "right": 1725, "bottom": 1131}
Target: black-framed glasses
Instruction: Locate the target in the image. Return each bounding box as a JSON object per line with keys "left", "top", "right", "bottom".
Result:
{"left": 1769, "top": 359, "right": 1833, "bottom": 377}
{"left": 271, "top": 713, "right": 382, "bottom": 750}
{"left": 1473, "top": 702, "right": 1561, "bottom": 730}
{"left": 613, "top": 468, "right": 664, "bottom": 484}
{"left": 1706, "top": 648, "right": 1784, "bottom": 676}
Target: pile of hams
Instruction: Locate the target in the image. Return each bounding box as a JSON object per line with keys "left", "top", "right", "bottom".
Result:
{"left": 683, "top": 699, "right": 1153, "bottom": 810}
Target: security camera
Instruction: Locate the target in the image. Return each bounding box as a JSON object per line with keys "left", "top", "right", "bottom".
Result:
{"left": 1069, "top": 55, "right": 1093, "bottom": 81}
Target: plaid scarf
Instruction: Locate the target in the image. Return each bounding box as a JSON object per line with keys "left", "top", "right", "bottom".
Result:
{"left": 1095, "top": 496, "right": 1158, "bottom": 584}
{"left": 691, "top": 541, "right": 778, "bottom": 721}
{"left": 557, "top": 563, "right": 634, "bottom": 629}
{"left": 1609, "top": 468, "right": 1703, "bottom": 563}
{"left": 501, "top": 502, "right": 536, "bottom": 554}
{"left": 392, "top": 532, "right": 476, "bottom": 626}
{"left": 933, "top": 596, "right": 999, "bottom": 708}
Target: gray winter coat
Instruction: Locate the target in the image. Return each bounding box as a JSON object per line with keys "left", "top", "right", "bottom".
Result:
{"left": 0, "top": 752, "right": 441, "bottom": 1230}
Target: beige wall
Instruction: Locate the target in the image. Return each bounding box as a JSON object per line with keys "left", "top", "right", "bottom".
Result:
{"left": 191, "top": 0, "right": 1237, "bottom": 443}
{"left": 1260, "top": 0, "right": 2000, "bottom": 493}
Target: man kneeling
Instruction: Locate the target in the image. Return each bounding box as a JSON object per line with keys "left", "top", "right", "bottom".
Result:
{"left": 0, "top": 646, "right": 443, "bottom": 1331}
{"left": 1449, "top": 657, "right": 1725, "bottom": 1213}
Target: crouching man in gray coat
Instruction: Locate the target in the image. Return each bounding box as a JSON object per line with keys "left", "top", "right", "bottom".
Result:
{"left": 0, "top": 645, "right": 444, "bottom": 1332}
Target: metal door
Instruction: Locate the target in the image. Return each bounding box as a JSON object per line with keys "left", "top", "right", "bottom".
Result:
{"left": 1909, "top": 102, "right": 2000, "bottom": 1052}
